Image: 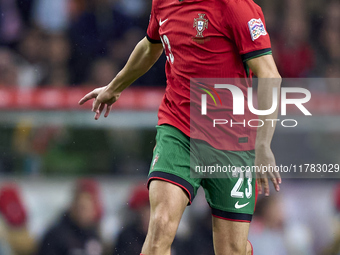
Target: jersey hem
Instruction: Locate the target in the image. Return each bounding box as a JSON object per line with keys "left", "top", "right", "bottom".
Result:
{"left": 158, "top": 121, "right": 256, "bottom": 151}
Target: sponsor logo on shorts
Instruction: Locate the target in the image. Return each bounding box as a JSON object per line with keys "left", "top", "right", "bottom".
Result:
{"left": 235, "top": 201, "right": 249, "bottom": 209}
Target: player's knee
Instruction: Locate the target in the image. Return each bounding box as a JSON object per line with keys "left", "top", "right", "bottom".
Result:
{"left": 145, "top": 215, "right": 176, "bottom": 252}
{"left": 224, "top": 242, "right": 247, "bottom": 255}
{"left": 152, "top": 212, "right": 176, "bottom": 233}
{"left": 149, "top": 212, "right": 177, "bottom": 243}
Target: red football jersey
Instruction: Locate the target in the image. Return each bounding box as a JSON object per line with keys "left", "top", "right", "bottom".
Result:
{"left": 147, "top": 0, "right": 272, "bottom": 151}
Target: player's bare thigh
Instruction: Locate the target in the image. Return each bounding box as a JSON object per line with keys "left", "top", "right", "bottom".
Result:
{"left": 212, "top": 216, "right": 251, "bottom": 255}
{"left": 142, "top": 180, "right": 189, "bottom": 255}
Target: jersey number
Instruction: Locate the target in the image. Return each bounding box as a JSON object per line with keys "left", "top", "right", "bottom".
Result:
{"left": 231, "top": 168, "right": 252, "bottom": 199}
{"left": 160, "top": 35, "right": 174, "bottom": 64}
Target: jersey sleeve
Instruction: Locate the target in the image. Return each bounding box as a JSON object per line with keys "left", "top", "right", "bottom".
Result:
{"left": 223, "top": 0, "right": 272, "bottom": 62}
{"left": 146, "top": 1, "right": 162, "bottom": 44}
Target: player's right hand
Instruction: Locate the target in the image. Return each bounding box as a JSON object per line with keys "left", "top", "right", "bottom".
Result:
{"left": 78, "top": 86, "right": 120, "bottom": 120}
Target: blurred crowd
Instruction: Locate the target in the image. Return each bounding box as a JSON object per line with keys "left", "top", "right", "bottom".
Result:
{"left": 0, "top": 0, "right": 166, "bottom": 88}
{"left": 0, "top": 0, "right": 339, "bottom": 89}
{"left": 0, "top": 179, "right": 339, "bottom": 255}
{"left": 0, "top": 1, "right": 339, "bottom": 254}
{"left": 0, "top": 180, "right": 218, "bottom": 255}
{"left": 260, "top": 0, "right": 340, "bottom": 81}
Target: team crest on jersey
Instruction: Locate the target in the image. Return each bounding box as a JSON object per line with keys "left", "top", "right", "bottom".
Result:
{"left": 193, "top": 14, "right": 208, "bottom": 37}
{"left": 248, "top": 18, "right": 267, "bottom": 41}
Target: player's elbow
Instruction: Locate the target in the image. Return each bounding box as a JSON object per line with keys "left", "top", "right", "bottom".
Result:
{"left": 141, "top": 37, "right": 163, "bottom": 57}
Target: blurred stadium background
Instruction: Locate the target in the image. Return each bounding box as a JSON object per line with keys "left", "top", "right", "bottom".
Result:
{"left": 0, "top": 0, "right": 339, "bottom": 254}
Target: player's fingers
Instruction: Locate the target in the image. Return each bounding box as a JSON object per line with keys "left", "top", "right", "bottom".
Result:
{"left": 271, "top": 177, "right": 280, "bottom": 192}
{"left": 263, "top": 178, "right": 270, "bottom": 196}
{"left": 276, "top": 172, "right": 282, "bottom": 184}
{"left": 79, "top": 91, "right": 96, "bottom": 105}
{"left": 95, "top": 103, "right": 105, "bottom": 120}
{"left": 104, "top": 105, "right": 112, "bottom": 118}
{"left": 257, "top": 178, "right": 262, "bottom": 194}
{"left": 92, "top": 98, "right": 101, "bottom": 113}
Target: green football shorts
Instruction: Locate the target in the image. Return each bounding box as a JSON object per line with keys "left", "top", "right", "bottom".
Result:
{"left": 148, "top": 124, "right": 257, "bottom": 222}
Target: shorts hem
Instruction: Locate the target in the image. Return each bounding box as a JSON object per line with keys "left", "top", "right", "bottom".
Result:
{"left": 147, "top": 171, "right": 195, "bottom": 204}
{"left": 211, "top": 207, "right": 252, "bottom": 222}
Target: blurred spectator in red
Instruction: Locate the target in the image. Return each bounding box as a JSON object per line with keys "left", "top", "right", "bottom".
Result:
{"left": 275, "top": 16, "right": 315, "bottom": 78}
{"left": 112, "top": 183, "right": 149, "bottom": 255}
{"left": 0, "top": 183, "right": 36, "bottom": 255}
{"left": 36, "top": 179, "right": 103, "bottom": 255}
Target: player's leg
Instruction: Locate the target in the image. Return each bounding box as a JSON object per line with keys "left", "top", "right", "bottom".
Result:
{"left": 199, "top": 147, "right": 257, "bottom": 255}
{"left": 143, "top": 124, "right": 200, "bottom": 255}
{"left": 141, "top": 180, "right": 188, "bottom": 255}
{"left": 212, "top": 217, "right": 251, "bottom": 255}
{"left": 247, "top": 240, "right": 253, "bottom": 255}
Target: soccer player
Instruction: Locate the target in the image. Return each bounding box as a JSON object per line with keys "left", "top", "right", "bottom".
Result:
{"left": 79, "top": 0, "right": 282, "bottom": 254}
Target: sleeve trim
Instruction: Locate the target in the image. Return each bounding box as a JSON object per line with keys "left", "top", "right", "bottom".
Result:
{"left": 242, "top": 48, "right": 272, "bottom": 62}
{"left": 146, "top": 34, "right": 162, "bottom": 44}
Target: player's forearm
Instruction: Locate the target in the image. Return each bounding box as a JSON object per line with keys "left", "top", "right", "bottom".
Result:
{"left": 246, "top": 55, "right": 281, "bottom": 148}
{"left": 255, "top": 75, "right": 281, "bottom": 148}
{"left": 107, "top": 37, "right": 163, "bottom": 93}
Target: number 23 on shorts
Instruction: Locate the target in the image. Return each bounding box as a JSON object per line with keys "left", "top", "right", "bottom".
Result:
{"left": 231, "top": 168, "right": 253, "bottom": 199}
